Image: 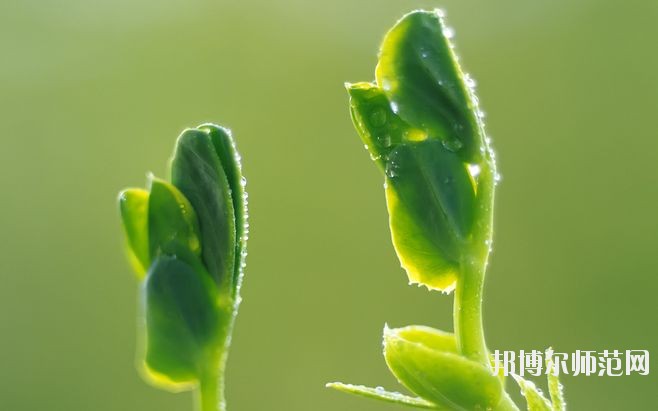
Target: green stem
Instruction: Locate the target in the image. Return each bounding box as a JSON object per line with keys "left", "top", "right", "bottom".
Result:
{"left": 195, "top": 348, "right": 229, "bottom": 411}
{"left": 196, "top": 368, "right": 223, "bottom": 411}
{"left": 454, "top": 255, "right": 489, "bottom": 366}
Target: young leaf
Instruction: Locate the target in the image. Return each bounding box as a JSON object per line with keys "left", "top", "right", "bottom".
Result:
{"left": 345, "top": 10, "right": 489, "bottom": 292}
{"left": 346, "top": 82, "right": 415, "bottom": 169}
{"left": 376, "top": 10, "right": 482, "bottom": 163}
{"left": 171, "top": 128, "right": 236, "bottom": 293}
{"left": 142, "top": 255, "right": 221, "bottom": 390}
{"left": 511, "top": 374, "right": 552, "bottom": 411}
{"left": 118, "top": 188, "right": 150, "bottom": 277}
{"left": 200, "top": 124, "right": 249, "bottom": 299}
{"left": 546, "top": 350, "right": 566, "bottom": 411}
{"left": 326, "top": 383, "right": 443, "bottom": 409}
{"left": 385, "top": 140, "right": 476, "bottom": 291}
{"left": 391, "top": 325, "right": 458, "bottom": 354}
{"left": 148, "top": 177, "right": 202, "bottom": 262}
{"left": 383, "top": 326, "right": 503, "bottom": 410}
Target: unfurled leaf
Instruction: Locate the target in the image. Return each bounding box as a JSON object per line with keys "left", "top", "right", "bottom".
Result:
{"left": 385, "top": 140, "right": 475, "bottom": 290}
{"left": 376, "top": 10, "right": 483, "bottom": 163}
{"left": 346, "top": 10, "right": 489, "bottom": 292}
{"left": 326, "top": 382, "right": 443, "bottom": 409}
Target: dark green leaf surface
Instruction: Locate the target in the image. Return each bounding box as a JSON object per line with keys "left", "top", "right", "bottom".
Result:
{"left": 385, "top": 139, "right": 475, "bottom": 290}
{"left": 376, "top": 10, "right": 482, "bottom": 163}
{"left": 347, "top": 82, "right": 415, "bottom": 169}
{"left": 200, "top": 124, "right": 248, "bottom": 298}
{"left": 143, "top": 255, "right": 220, "bottom": 389}
{"left": 171, "top": 128, "right": 236, "bottom": 291}
{"left": 346, "top": 10, "right": 487, "bottom": 292}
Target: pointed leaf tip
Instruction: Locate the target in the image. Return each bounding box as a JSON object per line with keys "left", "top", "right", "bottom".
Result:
{"left": 119, "top": 188, "right": 150, "bottom": 277}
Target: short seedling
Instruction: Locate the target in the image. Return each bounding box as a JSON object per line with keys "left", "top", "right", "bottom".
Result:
{"left": 118, "top": 124, "right": 248, "bottom": 411}
{"left": 328, "top": 10, "right": 566, "bottom": 411}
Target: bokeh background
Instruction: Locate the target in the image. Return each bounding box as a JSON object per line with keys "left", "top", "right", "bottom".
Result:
{"left": 1, "top": 0, "right": 656, "bottom": 410}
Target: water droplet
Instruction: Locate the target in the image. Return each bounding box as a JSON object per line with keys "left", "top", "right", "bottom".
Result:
{"left": 476, "top": 109, "right": 486, "bottom": 119}
{"left": 442, "top": 138, "right": 463, "bottom": 152}
{"left": 369, "top": 108, "right": 387, "bottom": 127}
{"left": 464, "top": 73, "right": 477, "bottom": 89}
{"left": 385, "top": 160, "right": 400, "bottom": 178}
{"left": 494, "top": 172, "right": 502, "bottom": 185}
{"left": 240, "top": 177, "right": 247, "bottom": 187}
{"left": 377, "top": 134, "right": 392, "bottom": 148}
{"left": 389, "top": 101, "right": 399, "bottom": 114}
{"left": 442, "top": 27, "right": 455, "bottom": 39}
{"left": 468, "top": 164, "right": 481, "bottom": 177}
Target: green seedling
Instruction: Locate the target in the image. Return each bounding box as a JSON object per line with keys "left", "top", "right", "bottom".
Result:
{"left": 328, "top": 9, "right": 567, "bottom": 411}
{"left": 118, "top": 124, "right": 248, "bottom": 411}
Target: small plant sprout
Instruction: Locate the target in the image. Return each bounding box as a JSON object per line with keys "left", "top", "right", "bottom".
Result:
{"left": 327, "top": 10, "right": 567, "bottom": 411}
{"left": 118, "top": 124, "right": 248, "bottom": 411}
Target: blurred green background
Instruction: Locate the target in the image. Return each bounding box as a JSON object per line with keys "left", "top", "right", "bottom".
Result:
{"left": 1, "top": 0, "right": 656, "bottom": 410}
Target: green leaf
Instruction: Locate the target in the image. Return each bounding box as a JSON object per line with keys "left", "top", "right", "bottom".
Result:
{"left": 392, "top": 325, "right": 458, "bottom": 354}
{"left": 147, "top": 176, "right": 201, "bottom": 263}
{"left": 200, "top": 123, "right": 248, "bottom": 299}
{"left": 376, "top": 10, "right": 483, "bottom": 163}
{"left": 326, "top": 382, "right": 443, "bottom": 409}
{"left": 383, "top": 325, "right": 503, "bottom": 410}
{"left": 511, "top": 374, "right": 552, "bottom": 411}
{"left": 170, "top": 128, "right": 236, "bottom": 293}
{"left": 546, "top": 350, "right": 566, "bottom": 411}
{"left": 346, "top": 11, "right": 487, "bottom": 292}
{"left": 118, "top": 188, "right": 150, "bottom": 278}
{"left": 385, "top": 139, "right": 476, "bottom": 291}
{"left": 142, "top": 255, "right": 221, "bottom": 390}
{"left": 346, "top": 82, "right": 419, "bottom": 169}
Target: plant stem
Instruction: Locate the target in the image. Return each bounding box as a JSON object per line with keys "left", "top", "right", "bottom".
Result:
{"left": 454, "top": 255, "right": 489, "bottom": 366}
{"left": 195, "top": 351, "right": 227, "bottom": 411}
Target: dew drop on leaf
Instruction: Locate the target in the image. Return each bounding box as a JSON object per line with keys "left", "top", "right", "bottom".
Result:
{"left": 442, "top": 138, "right": 463, "bottom": 152}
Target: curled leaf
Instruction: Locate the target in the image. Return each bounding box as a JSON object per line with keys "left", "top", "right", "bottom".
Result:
{"left": 171, "top": 128, "right": 236, "bottom": 292}
{"left": 383, "top": 325, "right": 503, "bottom": 410}
{"left": 147, "top": 177, "right": 201, "bottom": 263}
{"left": 118, "top": 188, "right": 150, "bottom": 277}
{"left": 200, "top": 123, "right": 249, "bottom": 299}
